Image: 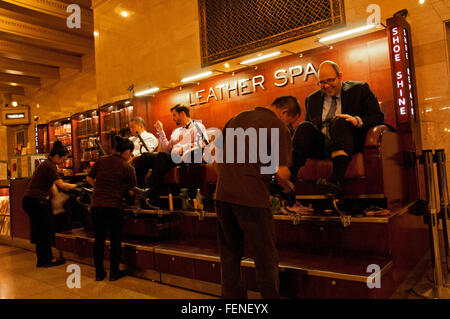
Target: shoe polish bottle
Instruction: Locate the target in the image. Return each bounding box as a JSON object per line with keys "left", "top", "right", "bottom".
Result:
{"left": 195, "top": 189, "right": 203, "bottom": 210}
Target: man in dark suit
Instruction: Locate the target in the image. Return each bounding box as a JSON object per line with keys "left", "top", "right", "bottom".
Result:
{"left": 291, "top": 61, "right": 384, "bottom": 198}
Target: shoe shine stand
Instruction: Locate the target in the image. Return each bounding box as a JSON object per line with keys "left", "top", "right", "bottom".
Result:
{"left": 416, "top": 149, "right": 450, "bottom": 298}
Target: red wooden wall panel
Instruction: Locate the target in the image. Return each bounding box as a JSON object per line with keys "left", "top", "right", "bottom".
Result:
{"left": 134, "top": 30, "right": 395, "bottom": 136}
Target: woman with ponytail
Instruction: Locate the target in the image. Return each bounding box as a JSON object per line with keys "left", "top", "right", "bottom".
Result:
{"left": 23, "top": 140, "right": 78, "bottom": 268}
{"left": 86, "top": 135, "right": 137, "bottom": 281}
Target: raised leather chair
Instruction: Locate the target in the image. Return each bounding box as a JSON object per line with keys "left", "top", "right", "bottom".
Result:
{"left": 294, "top": 123, "right": 404, "bottom": 208}
{"left": 200, "top": 123, "right": 404, "bottom": 208}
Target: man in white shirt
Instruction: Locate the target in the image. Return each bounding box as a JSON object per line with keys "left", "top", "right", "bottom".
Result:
{"left": 132, "top": 105, "right": 208, "bottom": 202}
{"left": 154, "top": 105, "right": 208, "bottom": 162}
{"left": 129, "top": 117, "right": 159, "bottom": 157}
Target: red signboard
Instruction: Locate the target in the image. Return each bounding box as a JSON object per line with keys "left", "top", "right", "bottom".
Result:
{"left": 387, "top": 16, "right": 417, "bottom": 124}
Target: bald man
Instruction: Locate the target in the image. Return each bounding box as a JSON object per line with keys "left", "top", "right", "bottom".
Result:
{"left": 291, "top": 61, "right": 384, "bottom": 198}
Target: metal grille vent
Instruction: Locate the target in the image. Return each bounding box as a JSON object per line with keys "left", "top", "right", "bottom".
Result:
{"left": 199, "top": 0, "right": 345, "bottom": 66}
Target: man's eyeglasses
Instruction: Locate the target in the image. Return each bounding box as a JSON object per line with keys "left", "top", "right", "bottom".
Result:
{"left": 318, "top": 77, "right": 338, "bottom": 86}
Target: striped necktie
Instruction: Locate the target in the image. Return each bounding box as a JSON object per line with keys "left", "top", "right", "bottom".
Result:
{"left": 323, "top": 96, "right": 337, "bottom": 140}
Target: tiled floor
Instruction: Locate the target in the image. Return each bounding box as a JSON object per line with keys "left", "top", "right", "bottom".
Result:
{"left": 0, "top": 244, "right": 217, "bottom": 299}
{"left": 390, "top": 252, "right": 450, "bottom": 299}
{"left": 1, "top": 243, "right": 449, "bottom": 299}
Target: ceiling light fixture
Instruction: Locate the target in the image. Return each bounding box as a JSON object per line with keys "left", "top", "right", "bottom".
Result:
{"left": 318, "top": 24, "right": 379, "bottom": 43}
{"left": 181, "top": 71, "right": 213, "bottom": 83}
{"left": 11, "top": 101, "right": 18, "bottom": 107}
{"left": 134, "top": 87, "right": 160, "bottom": 97}
{"left": 94, "top": 31, "right": 99, "bottom": 36}
{"left": 240, "top": 51, "right": 281, "bottom": 65}
{"left": 120, "top": 11, "right": 129, "bottom": 18}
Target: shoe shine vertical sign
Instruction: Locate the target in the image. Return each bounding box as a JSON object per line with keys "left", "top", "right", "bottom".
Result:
{"left": 387, "top": 13, "right": 422, "bottom": 203}
{"left": 387, "top": 14, "right": 419, "bottom": 128}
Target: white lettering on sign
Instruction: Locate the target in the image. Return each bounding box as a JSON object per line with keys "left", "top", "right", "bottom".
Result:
{"left": 274, "top": 69, "right": 288, "bottom": 87}
{"left": 206, "top": 87, "right": 218, "bottom": 103}
{"left": 289, "top": 65, "right": 303, "bottom": 84}
{"left": 390, "top": 25, "right": 414, "bottom": 123}
{"left": 304, "top": 63, "right": 317, "bottom": 81}
{"left": 184, "top": 63, "right": 317, "bottom": 106}
{"left": 6, "top": 113, "right": 25, "bottom": 119}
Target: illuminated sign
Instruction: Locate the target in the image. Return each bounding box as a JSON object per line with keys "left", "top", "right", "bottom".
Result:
{"left": 388, "top": 18, "right": 416, "bottom": 124}
{"left": 0, "top": 107, "right": 30, "bottom": 125}
{"left": 184, "top": 62, "right": 318, "bottom": 107}
{"left": 6, "top": 113, "right": 25, "bottom": 120}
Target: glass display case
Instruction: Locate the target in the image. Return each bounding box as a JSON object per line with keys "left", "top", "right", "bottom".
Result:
{"left": 100, "top": 99, "right": 134, "bottom": 154}
{"left": 35, "top": 124, "right": 49, "bottom": 155}
{"left": 0, "top": 185, "right": 10, "bottom": 237}
{"left": 71, "top": 109, "right": 100, "bottom": 175}
{"left": 48, "top": 118, "right": 73, "bottom": 176}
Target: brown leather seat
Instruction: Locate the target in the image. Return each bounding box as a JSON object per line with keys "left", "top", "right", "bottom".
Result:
{"left": 163, "top": 166, "right": 181, "bottom": 184}
{"left": 298, "top": 153, "right": 365, "bottom": 181}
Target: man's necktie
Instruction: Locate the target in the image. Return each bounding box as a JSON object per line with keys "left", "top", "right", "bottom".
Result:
{"left": 323, "top": 96, "right": 338, "bottom": 141}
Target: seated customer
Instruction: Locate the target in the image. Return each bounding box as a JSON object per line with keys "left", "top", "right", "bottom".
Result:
{"left": 132, "top": 104, "right": 208, "bottom": 202}
{"left": 129, "top": 116, "right": 159, "bottom": 157}
{"left": 291, "top": 60, "right": 384, "bottom": 198}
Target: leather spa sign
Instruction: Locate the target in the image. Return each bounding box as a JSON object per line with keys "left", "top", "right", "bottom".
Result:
{"left": 184, "top": 62, "right": 319, "bottom": 107}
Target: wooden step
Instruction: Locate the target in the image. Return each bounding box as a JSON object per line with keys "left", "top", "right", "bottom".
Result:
{"left": 55, "top": 231, "right": 395, "bottom": 298}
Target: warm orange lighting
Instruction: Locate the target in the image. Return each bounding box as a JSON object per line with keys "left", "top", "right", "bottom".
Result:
{"left": 11, "top": 101, "right": 18, "bottom": 107}
{"left": 120, "top": 11, "right": 129, "bottom": 18}
{"left": 94, "top": 31, "right": 99, "bottom": 36}
{"left": 224, "top": 63, "right": 230, "bottom": 69}
{"left": 419, "top": 0, "right": 425, "bottom": 4}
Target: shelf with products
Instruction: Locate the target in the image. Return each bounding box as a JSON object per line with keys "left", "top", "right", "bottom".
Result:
{"left": 72, "top": 109, "right": 101, "bottom": 174}
{"left": 0, "top": 188, "right": 10, "bottom": 237}
{"left": 48, "top": 118, "right": 73, "bottom": 174}
{"left": 100, "top": 99, "right": 134, "bottom": 155}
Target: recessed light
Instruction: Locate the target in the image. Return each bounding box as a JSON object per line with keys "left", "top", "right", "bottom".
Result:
{"left": 120, "top": 11, "right": 129, "bottom": 18}
{"left": 224, "top": 63, "right": 230, "bottom": 69}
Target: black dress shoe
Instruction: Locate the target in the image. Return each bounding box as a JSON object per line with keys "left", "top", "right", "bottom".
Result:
{"left": 36, "top": 260, "right": 50, "bottom": 267}
{"left": 96, "top": 271, "right": 107, "bottom": 281}
{"left": 39, "top": 258, "right": 66, "bottom": 268}
{"left": 316, "top": 179, "right": 344, "bottom": 198}
{"left": 109, "top": 270, "right": 127, "bottom": 282}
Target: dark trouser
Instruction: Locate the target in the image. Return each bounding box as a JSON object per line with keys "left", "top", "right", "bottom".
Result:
{"left": 132, "top": 152, "right": 178, "bottom": 191}
{"left": 290, "top": 119, "right": 358, "bottom": 180}
{"left": 215, "top": 200, "right": 279, "bottom": 299}
{"left": 22, "top": 196, "right": 54, "bottom": 264}
{"left": 91, "top": 207, "right": 123, "bottom": 275}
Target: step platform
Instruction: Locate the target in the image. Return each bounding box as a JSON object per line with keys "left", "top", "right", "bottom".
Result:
{"left": 55, "top": 202, "right": 424, "bottom": 299}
